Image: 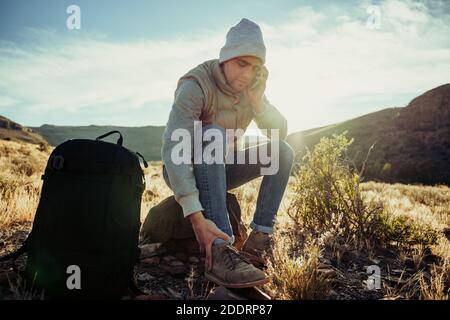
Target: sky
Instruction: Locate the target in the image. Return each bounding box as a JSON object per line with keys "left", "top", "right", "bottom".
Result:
{"left": 0, "top": 0, "right": 449, "bottom": 134}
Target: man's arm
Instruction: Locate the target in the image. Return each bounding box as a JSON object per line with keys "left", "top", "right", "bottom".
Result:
{"left": 253, "top": 95, "right": 288, "bottom": 140}
{"left": 161, "top": 79, "right": 205, "bottom": 218}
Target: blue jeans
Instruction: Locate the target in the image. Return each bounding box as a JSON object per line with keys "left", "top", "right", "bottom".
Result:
{"left": 162, "top": 124, "right": 295, "bottom": 245}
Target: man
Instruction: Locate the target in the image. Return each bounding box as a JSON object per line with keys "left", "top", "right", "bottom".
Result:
{"left": 161, "top": 18, "right": 294, "bottom": 288}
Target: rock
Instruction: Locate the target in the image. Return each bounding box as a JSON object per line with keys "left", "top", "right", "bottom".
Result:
{"left": 188, "top": 256, "right": 200, "bottom": 264}
{"left": 162, "top": 255, "right": 176, "bottom": 263}
{"left": 13, "top": 231, "right": 28, "bottom": 242}
{"left": 141, "top": 257, "right": 160, "bottom": 266}
{"left": 137, "top": 273, "right": 154, "bottom": 282}
{"left": 170, "top": 260, "right": 184, "bottom": 267}
{"left": 143, "top": 266, "right": 168, "bottom": 277}
{"left": 162, "top": 264, "right": 188, "bottom": 277}
{"left": 139, "top": 243, "right": 164, "bottom": 259}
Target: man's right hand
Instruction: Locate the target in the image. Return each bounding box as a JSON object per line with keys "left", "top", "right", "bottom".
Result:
{"left": 188, "top": 211, "right": 231, "bottom": 271}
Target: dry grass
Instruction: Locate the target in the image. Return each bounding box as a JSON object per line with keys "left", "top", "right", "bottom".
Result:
{"left": 264, "top": 236, "right": 331, "bottom": 300}
{"left": 0, "top": 138, "right": 449, "bottom": 300}
{"left": 0, "top": 140, "right": 51, "bottom": 228}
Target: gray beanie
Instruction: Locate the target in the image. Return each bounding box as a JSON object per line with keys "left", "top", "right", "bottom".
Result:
{"left": 219, "top": 18, "right": 266, "bottom": 64}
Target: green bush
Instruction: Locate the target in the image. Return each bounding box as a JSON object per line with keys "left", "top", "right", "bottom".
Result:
{"left": 385, "top": 215, "right": 438, "bottom": 246}
{"left": 287, "top": 133, "right": 388, "bottom": 249}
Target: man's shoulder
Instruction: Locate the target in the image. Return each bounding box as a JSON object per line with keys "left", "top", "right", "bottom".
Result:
{"left": 177, "top": 78, "right": 204, "bottom": 97}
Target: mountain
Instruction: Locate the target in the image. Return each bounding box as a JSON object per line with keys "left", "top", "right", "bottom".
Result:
{"left": 286, "top": 84, "right": 450, "bottom": 185}
{"left": 9, "top": 83, "right": 449, "bottom": 184}
{"left": 0, "top": 115, "right": 48, "bottom": 145}
{"left": 31, "top": 124, "right": 166, "bottom": 161}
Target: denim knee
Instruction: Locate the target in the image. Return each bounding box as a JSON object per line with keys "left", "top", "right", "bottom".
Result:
{"left": 198, "top": 123, "right": 228, "bottom": 162}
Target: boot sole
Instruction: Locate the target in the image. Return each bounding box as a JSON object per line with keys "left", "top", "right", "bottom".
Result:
{"left": 205, "top": 272, "right": 269, "bottom": 288}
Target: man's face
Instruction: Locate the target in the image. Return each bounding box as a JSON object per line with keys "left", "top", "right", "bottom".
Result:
{"left": 221, "top": 56, "right": 262, "bottom": 93}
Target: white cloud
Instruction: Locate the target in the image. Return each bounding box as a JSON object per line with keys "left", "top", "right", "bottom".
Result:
{"left": 0, "top": 0, "right": 449, "bottom": 132}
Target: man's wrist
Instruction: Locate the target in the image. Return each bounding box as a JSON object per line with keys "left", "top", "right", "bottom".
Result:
{"left": 188, "top": 211, "right": 205, "bottom": 224}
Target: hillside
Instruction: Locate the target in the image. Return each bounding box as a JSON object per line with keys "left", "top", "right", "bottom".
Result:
{"left": 0, "top": 116, "right": 48, "bottom": 146}
{"left": 287, "top": 84, "right": 450, "bottom": 185}
{"left": 31, "top": 124, "right": 165, "bottom": 161}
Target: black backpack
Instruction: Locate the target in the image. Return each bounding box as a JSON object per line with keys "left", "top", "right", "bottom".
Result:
{"left": 0, "top": 131, "right": 147, "bottom": 299}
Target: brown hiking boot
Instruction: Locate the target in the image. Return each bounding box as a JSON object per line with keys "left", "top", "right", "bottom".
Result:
{"left": 240, "top": 231, "right": 273, "bottom": 269}
{"left": 205, "top": 243, "right": 269, "bottom": 288}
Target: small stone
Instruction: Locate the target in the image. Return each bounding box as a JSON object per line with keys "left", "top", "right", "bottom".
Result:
{"left": 162, "top": 264, "right": 187, "bottom": 277}
{"left": 139, "top": 243, "right": 163, "bottom": 259}
{"left": 170, "top": 260, "right": 184, "bottom": 267}
{"left": 137, "top": 273, "right": 154, "bottom": 282}
{"left": 141, "top": 257, "right": 160, "bottom": 266}
{"left": 162, "top": 255, "right": 176, "bottom": 263}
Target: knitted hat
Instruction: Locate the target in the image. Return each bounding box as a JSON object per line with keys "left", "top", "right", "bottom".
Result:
{"left": 219, "top": 18, "right": 266, "bottom": 64}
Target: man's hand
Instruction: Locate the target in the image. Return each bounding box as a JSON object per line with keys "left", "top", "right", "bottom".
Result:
{"left": 245, "top": 65, "right": 268, "bottom": 114}
{"left": 188, "top": 211, "right": 231, "bottom": 271}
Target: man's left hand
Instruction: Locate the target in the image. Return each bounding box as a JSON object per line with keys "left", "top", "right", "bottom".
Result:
{"left": 245, "top": 65, "right": 268, "bottom": 114}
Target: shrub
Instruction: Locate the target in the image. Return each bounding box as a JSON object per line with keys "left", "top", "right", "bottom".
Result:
{"left": 287, "top": 133, "right": 388, "bottom": 249}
